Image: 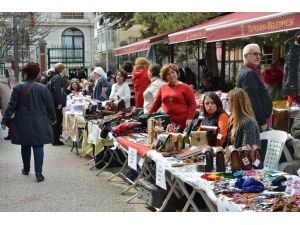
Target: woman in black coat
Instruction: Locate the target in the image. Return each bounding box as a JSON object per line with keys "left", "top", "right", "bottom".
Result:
{"left": 1, "top": 62, "right": 56, "bottom": 182}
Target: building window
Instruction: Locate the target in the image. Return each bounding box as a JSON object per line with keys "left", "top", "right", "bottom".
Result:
{"left": 61, "top": 12, "right": 84, "bottom": 19}
{"left": 62, "top": 28, "right": 84, "bottom": 48}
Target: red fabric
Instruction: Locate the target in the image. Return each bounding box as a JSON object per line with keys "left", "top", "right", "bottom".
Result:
{"left": 288, "top": 96, "right": 300, "bottom": 107}
{"left": 261, "top": 65, "right": 283, "bottom": 85}
{"left": 149, "top": 83, "right": 196, "bottom": 130}
{"left": 117, "top": 136, "right": 151, "bottom": 157}
{"left": 132, "top": 68, "right": 151, "bottom": 107}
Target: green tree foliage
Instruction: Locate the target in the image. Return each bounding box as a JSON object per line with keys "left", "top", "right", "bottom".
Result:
{"left": 100, "top": 12, "right": 135, "bottom": 30}
{"left": 101, "top": 12, "right": 222, "bottom": 37}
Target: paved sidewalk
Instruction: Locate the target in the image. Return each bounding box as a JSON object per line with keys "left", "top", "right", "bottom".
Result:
{"left": 0, "top": 139, "right": 151, "bottom": 212}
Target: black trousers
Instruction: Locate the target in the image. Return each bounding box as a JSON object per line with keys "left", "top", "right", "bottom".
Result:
{"left": 52, "top": 107, "right": 63, "bottom": 143}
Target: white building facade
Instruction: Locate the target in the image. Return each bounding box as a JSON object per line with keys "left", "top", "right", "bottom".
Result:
{"left": 42, "top": 12, "right": 96, "bottom": 76}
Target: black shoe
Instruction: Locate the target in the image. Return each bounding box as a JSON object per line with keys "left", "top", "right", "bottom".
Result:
{"left": 52, "top": 141, "right": 64, "bottom": 146}
{"left": 4, "top": 135, "right": 11, "bottom": 140}
{"left": 22, "top": 169, "right": 30, "bottom": 175}
{"left": 36, "top": 173, "right": 45, "bottom": 182}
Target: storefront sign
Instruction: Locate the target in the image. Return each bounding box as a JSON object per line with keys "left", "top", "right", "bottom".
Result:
{"left": 207, "top": 13, "right": 300, "bottom": 42}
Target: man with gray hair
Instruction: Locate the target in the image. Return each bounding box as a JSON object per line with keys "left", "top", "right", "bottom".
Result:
{"left": 236, "top": 43, "right": 272, "bottom": 132}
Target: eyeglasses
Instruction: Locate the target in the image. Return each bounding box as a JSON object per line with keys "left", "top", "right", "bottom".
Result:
{"left": 246, "top": 52, "right": 262, "bottom": 57}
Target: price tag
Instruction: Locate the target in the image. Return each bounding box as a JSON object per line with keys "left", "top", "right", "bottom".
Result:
{"left": 217, "top": 133, "right": 222, "bottom": 140}
{"left": 242, "top": 157, "right": 250, "bottom": 166}
{"left": 128, "top": 147, "right": 137, "bottom": 171}
{"left": 156, "top": 162, "right": 167, "bottom": 190}
{"left": 253, "top": 159, "right": 261, "bottom": 167}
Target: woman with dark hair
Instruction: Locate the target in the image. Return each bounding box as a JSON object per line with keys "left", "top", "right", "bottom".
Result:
{"left": 1, "top": 62, "right": 56, "bottom": 182}
{"left": 66, "top": 79, "right": 82, "bottom": 95}
{"left": 198, "top": 92, "right": 229, "bottom": 146}
{"left": 149, "top": 63, "right": 196, "bottom": 131}
{"left": 109, "top": 69, "right": 131, "bottom": 108}
{"left": 143, "top": 64, "right": 164, "bottom": 113}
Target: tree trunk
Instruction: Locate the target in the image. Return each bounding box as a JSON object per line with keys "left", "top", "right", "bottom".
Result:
{"left": 206, "top": 42, "right": 219, "bottom": 90}
{"left": 12, "top": 14, "right": 20, "bottom": 83}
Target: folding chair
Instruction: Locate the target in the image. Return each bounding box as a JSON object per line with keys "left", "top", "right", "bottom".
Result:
{"left": 260, "top": 130, "right": 288, "bottom": 169}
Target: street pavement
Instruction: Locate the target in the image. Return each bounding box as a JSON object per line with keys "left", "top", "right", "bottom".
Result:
{"left": 0, "top": 138, "right": 151, "bottom": 212}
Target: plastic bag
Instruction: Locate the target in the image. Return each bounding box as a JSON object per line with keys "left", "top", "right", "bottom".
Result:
{"left": 0, "top": 112, "right": 8, "bottom": 141}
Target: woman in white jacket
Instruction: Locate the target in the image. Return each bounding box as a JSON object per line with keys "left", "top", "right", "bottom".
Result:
{"left": 143, "top": 64, "right": 164, "bottom": 113}
{"left": 109, "top": 69, "right": 131, "bottom": 108}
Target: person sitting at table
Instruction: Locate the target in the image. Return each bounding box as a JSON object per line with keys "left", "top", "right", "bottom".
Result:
{"left": 66, "top": 79, "right": 82, "bottom": 95}
{"left": 224, "top": 88, "right": 260, "bottom": 148}
{"left": 143, "top": 64, "right": 164, "bottom": 114}
{"left": 198, "top": 92, "right": 229, "bottom": 146}
{"left": 149, "top": 63, "right": 196, "bottom": 131}
{"left": 109, "top": 69, "right": 131, "bottom": 108}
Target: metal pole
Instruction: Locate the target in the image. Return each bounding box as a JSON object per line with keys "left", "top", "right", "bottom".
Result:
{"left": 105, "top": 26, "right": 109, "bottom": 72}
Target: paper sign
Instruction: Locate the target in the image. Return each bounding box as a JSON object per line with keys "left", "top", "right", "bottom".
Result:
{"left": 156, "top": 162, "right": 167, "bottom": 190}
{"left": 128, "top": 147, "right": 137, "bottom": 171}
{"left": 217, "top": 197, "right": 228, "bottom": 212}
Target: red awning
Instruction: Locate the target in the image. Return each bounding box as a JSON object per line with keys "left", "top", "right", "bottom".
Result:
{"left": 113, "top": 33, "right": 168, "bottom": 56}
{"left": 168, "top": 12, "right": 275, "bottom": 44}
{"left": 206, "top": 12, "right": 300, "bottom": 42}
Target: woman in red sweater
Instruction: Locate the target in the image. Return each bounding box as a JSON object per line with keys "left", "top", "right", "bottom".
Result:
{"left": 132, "top": 57, "right": 151, "bottom": 107}
{"left": 149, "top": 63, "right": 196, "bottom": 131}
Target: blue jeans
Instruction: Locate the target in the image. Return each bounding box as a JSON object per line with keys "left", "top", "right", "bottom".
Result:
{"left": 21, "top": 145, "right": 44, "bottom": 173}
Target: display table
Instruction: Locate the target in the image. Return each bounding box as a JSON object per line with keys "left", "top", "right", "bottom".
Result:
{"left": 81, "top": 121, "right": 113, "bottom": 157}
{"left": 62, "top": 111, "right": 87, "bottom": 155}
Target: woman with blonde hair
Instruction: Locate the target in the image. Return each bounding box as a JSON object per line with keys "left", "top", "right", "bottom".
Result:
{"left": 132, "top": 57, "right": 151, "bottom": 107}
{"left": 225, "top": 88, "right": 260, "bottom": 148}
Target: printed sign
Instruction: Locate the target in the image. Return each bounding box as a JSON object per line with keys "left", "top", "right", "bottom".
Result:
{"left": 128, "top": 147, "right": 137, "bottom": 171}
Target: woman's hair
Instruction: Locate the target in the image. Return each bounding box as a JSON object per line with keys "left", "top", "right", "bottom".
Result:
{"left": 202, "top": 92, "right": 224, "bottom": 117}
{"left": 53, "top": 63, "right": 65, "bottom": 73}
{"left": 123, "top": 61, "right": 133, "bottom": 73}
{"left": 160, "top": 63, "right": 179, "bottom": 81}
{"left": 149, "top": 64, "right": 161, "bottom": 78}
{"left": 228, "top": 88, "right": 256, "bottom": 143}
{"left": 23, "top": 62, "right": 40, "bottom": 80}
{"left": 69, "top": 79, "right": 81, "bottom": 91}
{"left": 116, "top": 69, "right": 128, "bottom": 81}
{"left": 135, "top": 57, "right": 150, "bottom": 69}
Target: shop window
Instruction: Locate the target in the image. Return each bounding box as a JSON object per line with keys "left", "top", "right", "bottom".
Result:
{"left": 261, "top": 54, "right": 273, "bottom": 65}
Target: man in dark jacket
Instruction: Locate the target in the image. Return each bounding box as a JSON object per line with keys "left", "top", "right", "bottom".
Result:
{"left": 1, "top": 62, "right": 56, "bottom": 182}
{"left": 236, "top": 43, "right": 272, "bottom": 132}
{"left": 49, "top": 63, "right": 66, "bottom": 145}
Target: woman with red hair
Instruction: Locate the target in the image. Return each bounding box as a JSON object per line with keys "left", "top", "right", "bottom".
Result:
{"left": 149, "top": 63, "right": 196, "bottom": 131}
{"left": 132, "top": 57, "right": 151, "bottom": 107}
